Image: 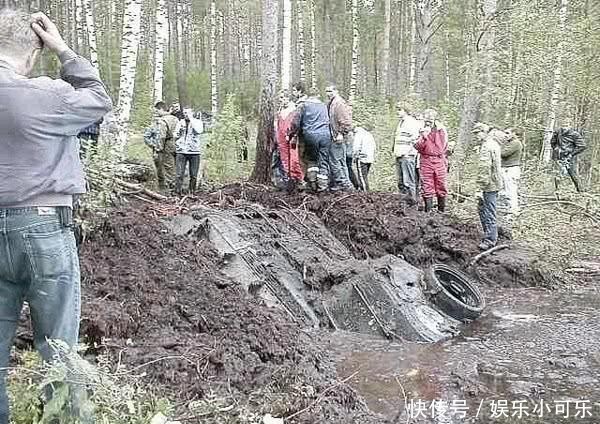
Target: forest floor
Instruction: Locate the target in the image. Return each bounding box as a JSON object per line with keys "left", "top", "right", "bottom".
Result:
{"left": 65, "top": 185, "right": 599, "bottom": 423}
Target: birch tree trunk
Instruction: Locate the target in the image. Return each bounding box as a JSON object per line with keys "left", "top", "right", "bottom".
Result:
{"left": 381, "top": 0, "right": 391, "bottom": 96}
{"left": 115, "top": 0, "right": 143, "bottom": 155}
{"left": 171, "top": 1, "right": 189, "bottom": 107}
{"left": 210, "top": 0, "right": 219, "bottom": 117}
{"left": 74, "top": 0, "right": 84, "bottom": 52}
{"left": 281, "top": 0, "right": 292, "bottom": 90}
{"left": 153, "top": 0, "right": 168, "bottom": 102}
{"left": 310, "top": 0, "right": 317, "bottom": 91}
{"left": 251, "top": 0, "right": 279, "bottom": 183}
{"left": 408, "top": 7, "right": 417, "bottom": 92}
{"left": 82, "top": 0, "right": 98, "bottom": 67}
{"left": 297, "top": 0, "right": 306, "bottom": 83}
{"left": 540, "top": 0, "right": 569, "bottom": 163}
{"left": 414, "top": 0, "right": 443, "bottom": 102}
{"left": 349, "top": 0, "right": 359, "bottom": 103}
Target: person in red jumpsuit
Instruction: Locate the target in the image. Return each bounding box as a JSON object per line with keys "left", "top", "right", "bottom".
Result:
{"left": 276, "top": 90, "right": 305, "bottom": 188}
{"left": 414, "top": 109, "right": 448, "bottom": 212}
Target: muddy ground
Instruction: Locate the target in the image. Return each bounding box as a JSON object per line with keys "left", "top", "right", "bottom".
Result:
{"left": 71, "top": 186, "right": 569, "bottom": 422}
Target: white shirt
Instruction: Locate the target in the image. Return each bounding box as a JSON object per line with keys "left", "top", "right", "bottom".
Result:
{"left": 394, "top": 115, "right": 422, "bottom": 157}
{"left": 353, "top": 127, "right": 376, "bottom": 163}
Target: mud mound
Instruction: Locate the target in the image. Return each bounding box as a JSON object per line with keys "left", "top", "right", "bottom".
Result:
{"left": 204, "top": 185, "right": 555, "bottom": 288}
{"left": 79, "top": 203, "right": 380, "bottom": 423}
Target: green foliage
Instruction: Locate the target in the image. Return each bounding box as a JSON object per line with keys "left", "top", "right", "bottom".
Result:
{"left": 8, "top": 342, "right": 172, "bottom": 424}
{"left": 131, "top": 52, "right": 155, "bottom": 131}
{"left": 205, "top": 93, "right": 254, "bottom": 183}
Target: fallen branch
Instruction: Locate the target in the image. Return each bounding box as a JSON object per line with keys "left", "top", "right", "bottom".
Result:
{"left": 394, "top": 376, "right": 410, "bottom": 424}
{"left": 469, "top": 244, "right": 510, "bottom": 267}
{"left": 285, "top": 371, "right": 360, "bottom": 421}
{"left": 117, "top": 179, "right": 169, "bottom": 201}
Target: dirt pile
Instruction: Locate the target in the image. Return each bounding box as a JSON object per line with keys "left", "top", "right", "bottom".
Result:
{"left": 204, "top": 185, "right": 556, "bottom": 288}
{"left": 79, "top": 203, "right": 380, "bottom": 423}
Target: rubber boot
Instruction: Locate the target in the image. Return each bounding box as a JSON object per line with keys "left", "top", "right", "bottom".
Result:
{"left": 437, "top": 196, "right": 446, "bottom": 212}
{"left": 424, "top": 197, "right": 434, "bottom": 212}
{"left": 189, "top": 177, "right": 197, "bottom": 193}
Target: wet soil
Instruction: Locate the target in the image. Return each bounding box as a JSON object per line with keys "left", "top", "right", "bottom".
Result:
{"left": 78, "top": 202, "right": 379, "bottom": 423}
{"left": 205, "top": 185, "right": 557, "bottom": 289}
{"left": 69, "top": 185, "right": 569, "bottom": 422}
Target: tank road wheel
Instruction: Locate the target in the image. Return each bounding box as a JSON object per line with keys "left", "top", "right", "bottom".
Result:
{"left": 426, "top": 264, "right": 485, "bottom": 322}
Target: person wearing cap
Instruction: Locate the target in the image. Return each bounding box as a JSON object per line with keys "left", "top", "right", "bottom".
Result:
{"left": 414, "top": 109, "right": 449, "bottom": 212}
{"left": 174, "top": 108, "right": 204, "bottom": 194}
{"left": 472, "top": 122, "right": 504, "bottom": 250}
{"left": 0, "top": 9, "right": 112, "bottom": 423}
{"left": 393, "top": 103, "right": 422, "bottom": 205}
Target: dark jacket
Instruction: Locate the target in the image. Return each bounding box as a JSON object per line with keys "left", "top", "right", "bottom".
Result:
{"left": 501, "top": 136, "right": 523, "bottom": 167}
{"left": 551, "top": 128, "right": 586, "bottom": 160}
{"left": 288, "top": 96, "right": 330, "bottom": 138}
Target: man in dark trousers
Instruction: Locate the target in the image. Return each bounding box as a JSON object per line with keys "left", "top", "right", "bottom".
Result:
{"left": 288, "top": 82, "right": 331, "bottom": 192}
{"left": 551, "top": 125, "right": 587, "bottom": 193}
{"left": 0, "top": 10, "right": 112, "bottom": 423}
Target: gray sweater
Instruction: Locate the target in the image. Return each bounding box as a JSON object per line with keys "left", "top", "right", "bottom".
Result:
{"left": 0, "top": 50, "right": 113, "bottom": 207}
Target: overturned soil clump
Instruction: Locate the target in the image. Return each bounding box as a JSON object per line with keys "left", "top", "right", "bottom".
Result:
{"left": 205, "top": 185, "right": 556, "bottom": 288}
{"left": 79, "top": 203, "right": 379, "bottom": 423}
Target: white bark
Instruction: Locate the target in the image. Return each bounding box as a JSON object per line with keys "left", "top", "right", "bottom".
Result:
{"left": 310, "top": 0, "right": 317, "bottom": 92}
{"left": 74, "top": 0, "right": 84, "bottom": 51}
{"left": 153, "top": 0, "right": 168, "bottom": 102}
{"left": 281, "top": 0, "right": 292, "bottom": 90}
{"left": 408, "top": 8, "right": 417, "bottom": 92}
{"left": 115, "top": 0, "right": 143, "bottom": 154}
{"left": 297, "top": 0, "right": 306, "bottom": 83}
{"left": 350, "top": 0, "right": 359, "bottom": 103}
{"left": 541, "top": 0, "right": 569, "bottom": 163}
{"left": 444, "top": 30, "right": 450, "bottom": 101}
{"left": 210, "top": 0, "right": 218, "bottom": 117}
{"left": 381, "top": 0, "right": 391, "bottom": 95}
{"left": 82, "top": 0, "right": 98, "bottom": 68}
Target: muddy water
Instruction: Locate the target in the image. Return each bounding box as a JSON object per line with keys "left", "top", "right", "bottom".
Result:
{"left": 328, "top": 287, "right": 600, "bottom": 423}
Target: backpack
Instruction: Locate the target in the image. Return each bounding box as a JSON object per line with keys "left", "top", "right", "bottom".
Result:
{"left": 143, "top": 126, "right": 161, "bottom": 149}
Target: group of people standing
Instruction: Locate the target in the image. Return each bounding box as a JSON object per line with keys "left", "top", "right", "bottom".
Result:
{"left": 273, "top": 82, "right": 376, "bottom": 192}
{"left": 147, "top": 102, "right": 209, "bottom": 194}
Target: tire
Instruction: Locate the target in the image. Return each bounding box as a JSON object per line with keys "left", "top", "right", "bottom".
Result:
{"left": 426, "top": 264, "right": 485, "bottom": 322}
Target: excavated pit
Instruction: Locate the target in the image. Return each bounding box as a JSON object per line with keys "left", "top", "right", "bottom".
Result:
{"left": 164, "top": 203, "right": 464, "bottom": 343}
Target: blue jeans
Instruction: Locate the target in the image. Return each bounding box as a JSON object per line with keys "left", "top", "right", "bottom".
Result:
{"left": 328, "top": 140, "right": 352, "bottom": 189}
{"left": 0, "top": 208, "right": 81, "bottom": 424}
{"left": 478, "top": 192, "right": 498, "bottom": 244}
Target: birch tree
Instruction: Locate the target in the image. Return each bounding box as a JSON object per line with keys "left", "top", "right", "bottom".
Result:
{"left": 115, "top": 0, "right": 143, "bottom": 154}
{"left": 540, "top": 0, "right": 569, "bottom": 164}
{"left": 381, "top": 0, "right": 391, "bottom": 96}
{"left": 414, "top": 0, "right": 444, "bottom": 101}
{"left": 297, "top": 0, "right": 306, "bottom": 82}
{"left": 82, "top": 0, "right": 98, "bottom": 68}
{"left": 153, "top": 0, "right": 168, "bottom": 102}
{"left": 281, "top": 0, "right": 292, "bottom": 90}
{"left": 210, "top": 0, "right": 218, "bottom": 117}
{"left": 74, "top": 0, "right": 84, "bottom": 51}
{"left": 251, "top": 0, "right": 279, "bottom": 183}
{"left": 349, "top": 0, "right": 360, "bottom": 103}
{"left": 310, "top": 0, "right": 317, "bottom": 91}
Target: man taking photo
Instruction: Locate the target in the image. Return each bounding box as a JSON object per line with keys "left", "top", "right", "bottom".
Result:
{"left": 0, "top": 9, "right": 112, "bottom": 423}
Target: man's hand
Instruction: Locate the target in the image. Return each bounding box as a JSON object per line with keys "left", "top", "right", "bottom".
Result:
{"left": 335, "top": 133, "right": 344, "bottom": 143}
{"left": 31, "top": 12, "right": 69, "bottom": 55}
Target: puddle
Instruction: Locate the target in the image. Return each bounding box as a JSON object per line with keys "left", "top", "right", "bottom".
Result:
{"left": 329, "top": 288, "right": 600, "bottom": 423}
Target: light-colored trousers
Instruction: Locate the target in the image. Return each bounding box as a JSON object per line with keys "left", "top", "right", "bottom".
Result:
{"left": 499, "top": 166, "right": 521, "bottom": 217}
